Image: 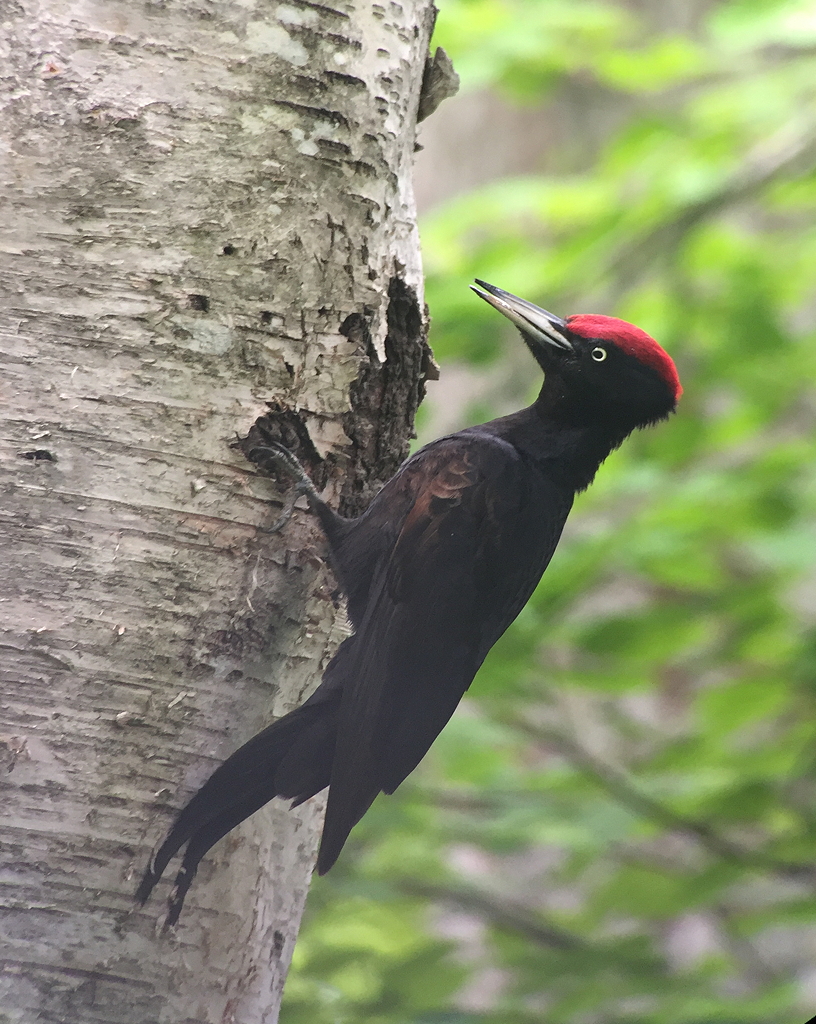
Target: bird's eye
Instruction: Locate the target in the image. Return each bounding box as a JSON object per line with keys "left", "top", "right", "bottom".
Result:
{"left": 591, "top": 347, "right": 607, "bottom": 362}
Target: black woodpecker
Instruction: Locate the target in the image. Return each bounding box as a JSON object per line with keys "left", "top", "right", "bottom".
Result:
{"left": 137, "top": 280, "right": 682, "bottom": 924}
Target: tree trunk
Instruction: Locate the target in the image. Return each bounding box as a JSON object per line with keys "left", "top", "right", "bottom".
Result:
{"left": 0, "top": 2, "right": 436, "bottom": 1021}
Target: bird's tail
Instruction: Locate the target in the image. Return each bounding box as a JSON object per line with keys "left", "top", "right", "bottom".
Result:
{"left": 136, "top": 663, "right": 343, "bottom": 926}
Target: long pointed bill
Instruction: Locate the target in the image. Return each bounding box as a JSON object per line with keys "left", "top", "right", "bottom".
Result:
{"left": 471, "top": 280, "right": 573, "bottom": 352}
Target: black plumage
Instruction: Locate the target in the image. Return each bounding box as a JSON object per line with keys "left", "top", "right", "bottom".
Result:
{"left": 137, "top": 280, "right": 681, "bottom": 924}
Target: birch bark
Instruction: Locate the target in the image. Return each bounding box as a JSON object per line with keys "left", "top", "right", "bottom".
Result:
{"left": 0, "top": 1, "right": 436, "bottom": 1020}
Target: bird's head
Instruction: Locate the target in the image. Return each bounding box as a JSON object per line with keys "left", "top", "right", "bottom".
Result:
{"left": 472, "top": 280, "right": 681, "bottom": 432}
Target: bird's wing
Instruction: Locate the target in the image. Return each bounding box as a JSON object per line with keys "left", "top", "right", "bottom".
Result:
{"left": 317, "top": 435, "right": 569, "bottom": 872}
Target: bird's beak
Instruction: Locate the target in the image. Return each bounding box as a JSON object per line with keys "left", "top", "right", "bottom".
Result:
{"left": 471, "top": 280, "right": 573, "bottom": 353}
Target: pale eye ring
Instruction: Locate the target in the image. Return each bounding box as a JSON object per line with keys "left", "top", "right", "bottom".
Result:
{"left": 591, "top": 347, "right": 607, "bottom": 362}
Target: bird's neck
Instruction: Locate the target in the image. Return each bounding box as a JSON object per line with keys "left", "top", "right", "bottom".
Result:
{"left": 481, "top": 402, "right": 628, "bottom": 494}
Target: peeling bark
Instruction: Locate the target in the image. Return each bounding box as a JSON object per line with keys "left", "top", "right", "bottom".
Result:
{"left": 0, "top": 1, "right": 436, "bottom": 1020}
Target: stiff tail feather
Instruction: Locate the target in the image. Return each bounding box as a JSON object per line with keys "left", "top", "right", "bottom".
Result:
{"left": 136, "top": 682, "right": 340, "bottom": 922}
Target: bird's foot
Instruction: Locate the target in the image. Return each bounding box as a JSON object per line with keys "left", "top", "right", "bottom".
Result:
{"left": 249, "top": 443, "right": 319, "bottom": 533}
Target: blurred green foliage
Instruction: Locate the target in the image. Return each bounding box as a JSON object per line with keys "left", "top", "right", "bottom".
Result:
{"left": 284, "top": 0, "right": 816, "bottom": 1020}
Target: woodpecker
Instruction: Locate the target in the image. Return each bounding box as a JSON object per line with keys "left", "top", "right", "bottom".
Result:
{"left": 137, "top": 280, "right": 681, "bottom": 924}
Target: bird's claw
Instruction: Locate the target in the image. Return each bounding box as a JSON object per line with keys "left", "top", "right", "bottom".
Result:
{"left": 248, "top": 442, "right": 306, "bottom": 481}
{"left": 249, "top": 443, "right": 319, "bottom": 533}
{"left": 264, "top": 487, "right": 302, "bottom": 534}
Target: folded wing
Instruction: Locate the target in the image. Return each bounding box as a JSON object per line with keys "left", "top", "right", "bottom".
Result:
{"left": 318, "top": 434, "right": 563, "bottom": 872}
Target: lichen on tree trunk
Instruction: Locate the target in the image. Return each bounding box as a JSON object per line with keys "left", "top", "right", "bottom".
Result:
{"left": 0, "top": 1, "right": 438, "bottom": 1021}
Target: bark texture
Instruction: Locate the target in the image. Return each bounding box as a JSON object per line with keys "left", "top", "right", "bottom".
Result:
{"left": 0, "top": 1, "right": 436, "bottom": 1021}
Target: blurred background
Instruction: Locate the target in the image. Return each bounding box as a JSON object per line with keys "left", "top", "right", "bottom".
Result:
{"left": 285, "top": 0, "right": 816, "bottom": 1020}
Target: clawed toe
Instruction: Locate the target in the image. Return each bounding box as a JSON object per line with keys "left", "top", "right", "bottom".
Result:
{"left": 249, "top": 443, "right": 319, "bottom": 532}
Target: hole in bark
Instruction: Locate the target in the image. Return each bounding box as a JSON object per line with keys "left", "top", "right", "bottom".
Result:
{"left": 221, "top": 244, "right": 236, "bottom": 255}
{"left": 19, "top": 449, "right": 55, "bottom": 462}
{"left": 284, "top": 362, "right": 294, "bottom": 376}
{"left": 339, "top": 312, "right": 374, "bottom": 357}
{"left": 188, "top": 294, "right": 209, "bottom": 312}
{"left": 235, "top": 407, "right": 327, "bottom": 489}
{"left": 260, "top": 310, "right": 273, "bottom": 325}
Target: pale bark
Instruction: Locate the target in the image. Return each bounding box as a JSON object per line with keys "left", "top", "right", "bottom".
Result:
{"left": 0, "top": 1, "right": 436, "bottom": 1021}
